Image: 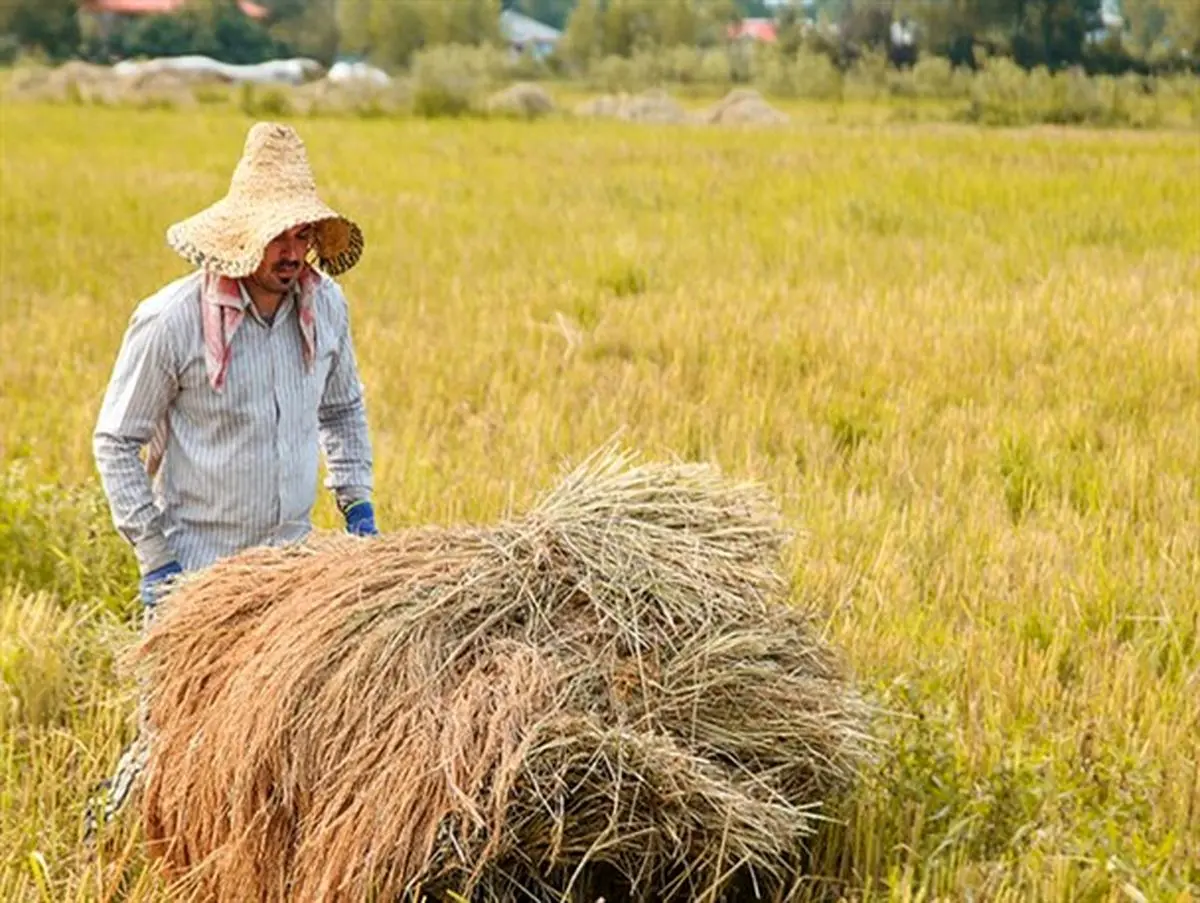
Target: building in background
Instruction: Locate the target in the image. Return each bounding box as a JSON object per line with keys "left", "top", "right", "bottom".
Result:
{"left": 80, "top": 0, "right": 268, "bottom": 23}
{"left": 728, "top": 18, "right": 778, "bottom": 44}
{"left": 499, "top": 9, "right": 561, "bottom": 60}
{"left": 79, "top": 0, "right": 269, "bottom": 56}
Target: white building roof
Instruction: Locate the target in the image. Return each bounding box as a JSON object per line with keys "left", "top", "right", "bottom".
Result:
{"left": 500, "top": 9, "right": 562, "bottom": 44}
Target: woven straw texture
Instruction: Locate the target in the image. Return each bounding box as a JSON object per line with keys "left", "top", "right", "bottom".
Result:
{"left": 166, "top": 122, "right": 363, "bottom": 277}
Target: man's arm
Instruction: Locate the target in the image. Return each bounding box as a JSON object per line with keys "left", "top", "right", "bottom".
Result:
{"left": 318, "top": 290, "right": 374, "bottom": 523}
{"left": 93, "top": 307, "right": 179, "bottom": 575}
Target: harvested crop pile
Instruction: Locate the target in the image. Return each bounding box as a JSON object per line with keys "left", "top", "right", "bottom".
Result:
{"left": 486, "top": 82, "right": 555, "bottom": 119}
{"left": 135, "top": 448, "right": 870, "bottom": 902}
{"left": 6, "top": 61, "right": 199, "bottom": 107}
{"left": 7, "top": 61, "right": 116, "bottom": 103}
{"left": 704, "top": 88, "right": 790, "bottom": 126}
{"left": 288, "top": 76, "right": 413, "bottom": 117}
{"left": 575, "top": 88, "right": 692, "bottom": 124}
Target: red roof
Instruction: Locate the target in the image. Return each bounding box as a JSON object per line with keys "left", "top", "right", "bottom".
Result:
{"left": 82, "top": 0, "right": 269, "bottom": 20}
{"left": 728, "top": 18, "right": 777, "bottom": 42}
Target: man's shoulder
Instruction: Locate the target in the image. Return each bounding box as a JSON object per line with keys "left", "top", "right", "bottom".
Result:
{"left": 312, "top": 272, "right": 351, "bottom": 325}
{"left": 131, "top": 270, "right": 204, "bottom": 328}
{"left": 313, "top": 271, "right": 346, "bottom": 304}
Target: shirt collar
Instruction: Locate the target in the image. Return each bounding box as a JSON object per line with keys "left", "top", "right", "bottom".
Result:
{"left": 235, "top": 280, "right": 254, "bottom": 311}
{"left": 231, "top": 278, "right": 297, "bottom": 321}
{"left": 202, "top": 268, "right": 318, "bottom": 314}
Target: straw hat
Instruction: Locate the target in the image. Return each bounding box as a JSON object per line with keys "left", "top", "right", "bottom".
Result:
{"left": 166, "top": 122, "right": 363, "bottom": 277}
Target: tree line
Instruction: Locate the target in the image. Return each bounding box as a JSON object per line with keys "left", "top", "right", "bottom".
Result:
{"left": 2, "top": 0, "right": 1197, "bottom": 74}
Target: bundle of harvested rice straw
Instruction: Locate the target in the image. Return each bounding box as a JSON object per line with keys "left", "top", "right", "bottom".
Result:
{"left": 134, "top": 448, "right": 872, "bottom": 902}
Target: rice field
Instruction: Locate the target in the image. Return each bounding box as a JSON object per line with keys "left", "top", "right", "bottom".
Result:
{"left": 1, "top": 102, "right": 1198, "bottom": 901}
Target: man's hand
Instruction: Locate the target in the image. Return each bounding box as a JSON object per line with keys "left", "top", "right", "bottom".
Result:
{"left": 344, "top": 500, "right": 378, "bottom": 537}
{"left": 140, "top": 560, "right": 183, "bottom": 607}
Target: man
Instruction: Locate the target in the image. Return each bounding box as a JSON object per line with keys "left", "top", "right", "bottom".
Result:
{"left": 86, "top": 121, "right": 376, "bottom": 835}
{"left": 94, "top": 120, "right": 377, "bottom": 611}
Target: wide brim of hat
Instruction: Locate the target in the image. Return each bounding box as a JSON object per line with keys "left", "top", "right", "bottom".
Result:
{"left": 166, "top": 195, "right": 363, "bottom": 278}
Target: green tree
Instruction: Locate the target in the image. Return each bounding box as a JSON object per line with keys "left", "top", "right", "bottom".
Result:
{"left": 269, "top": 0, "right": 338, "bottom": 64}
{"left": 259, "top": 0, "right": 307, "bottom": 21}
{"left": 561, "top": 0, "right": 604, "bottom": 63}
{"left": 368, "top": 0, "right": 425, "bottom": 67}
{"left": 657, "top": 0, "right": 700, "bottom": 47}
{"left": 1011, "top": 0, "right": 1103, "bottom": 68}
{"left": 432, "top": 0, "right": 502, "bottom": 45}
{"left": 562, "top": 0, "right": 738, "bottom": 60}
{"left": 1157, "top": 0, "right": 1200, "bottom": 53}
{"left": 121, "top": 13, "right": 200, "bottom": 57}
{"left": 692, "top": 0, "right": 739, "bottom": 45}
{"left": 837, "top": 0, "right": 892, "bottom": 51}
{"left": 908, "top": 0, "right": 1103, "bottom": 68}
{"left": 601, "top": 0, "right": 653, "bottom": 56}
{"left": 2, "top": 0, "right": 79, "bottom": 59}
{"left": 1121, "top": 0, "right": 1167, "bottom": 52}
{"left": 207, "top": 0, "right": 286, "bottom": 62}
{"left": 362, "top": 0, "right": 498, "bottom": 68}
{"left": 336, "top": 0, "right": 373, "bottom": 57}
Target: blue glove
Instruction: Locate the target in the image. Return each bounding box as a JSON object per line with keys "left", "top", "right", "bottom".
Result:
{"left": 344, "top": 500, "right": 378, "bottom": 537}
{"left": 140, "top": 560, "right": 183, "bottom": 607}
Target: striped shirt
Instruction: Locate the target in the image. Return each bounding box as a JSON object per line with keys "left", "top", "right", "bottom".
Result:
{"left": 93, "top": 269, "right": 373, "bottom": 576}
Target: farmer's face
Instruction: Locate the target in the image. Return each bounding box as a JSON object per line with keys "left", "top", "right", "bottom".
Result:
{"left": 251, "top": 223, "right": 314, "bottom": 296}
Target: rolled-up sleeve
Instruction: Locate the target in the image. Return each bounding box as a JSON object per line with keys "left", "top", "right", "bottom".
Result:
{"left": 318, "top": 290, "right": 374, "bottom": 512}
{"left": 93, "top": 308, "right": 179, "bottom": 574}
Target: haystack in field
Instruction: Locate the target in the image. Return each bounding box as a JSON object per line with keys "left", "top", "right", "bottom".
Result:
{"left": 486, "top": 82, "right": 556, "bottom": 119}
{"left": 135, "top": 449, "right": 870, "bottom": 902}
{"left": 6, "top": 61, "right": 201, "bottom": 107}
{"left": 8, "top": 61, "right": 115, "bottom": 103}
{"left": 288, "top": 77, "right": 412, "bottom": 117}
{"left": 703, "top": 89, "right": 790, "bottom": 126}
{"left": 575, "top": 89, "right": 693, "bottom": 124}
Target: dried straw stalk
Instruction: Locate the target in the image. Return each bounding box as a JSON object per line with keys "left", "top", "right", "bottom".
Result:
{"left": 135, "top": 448, "right": 872, "bottom": 902}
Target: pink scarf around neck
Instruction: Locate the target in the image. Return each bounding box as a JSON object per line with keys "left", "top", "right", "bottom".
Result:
{"left": 144, "top": 266, "right": 321, "bottom": 477}
{"left": 201, "top": 266, "right": 321, "bottom": 391}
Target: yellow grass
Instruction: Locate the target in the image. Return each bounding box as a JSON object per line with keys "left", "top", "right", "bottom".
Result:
{"left": 1, "top": 103, "right": 1198, "bottom": 900}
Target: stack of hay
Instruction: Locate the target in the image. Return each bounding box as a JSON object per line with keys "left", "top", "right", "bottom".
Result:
{"left": 6, "top": 60, "right": 200, "bottom": 108}
{"left": 290, "top": 77, "right": 411, "bottom": 117}
{"left": 486, "top": 82, "right": 556, "bottom": 119}
{"left": 703, "top": 89, "right": 791, "bottom": 126}
{"left": 7, "top": 61, "right": 115, "bottom": 103}
{"left": 575, "top": 89, "right": 693, "bottom": 125}
{"left": 136, "top": 449, "right": 870, "bottom": 902}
